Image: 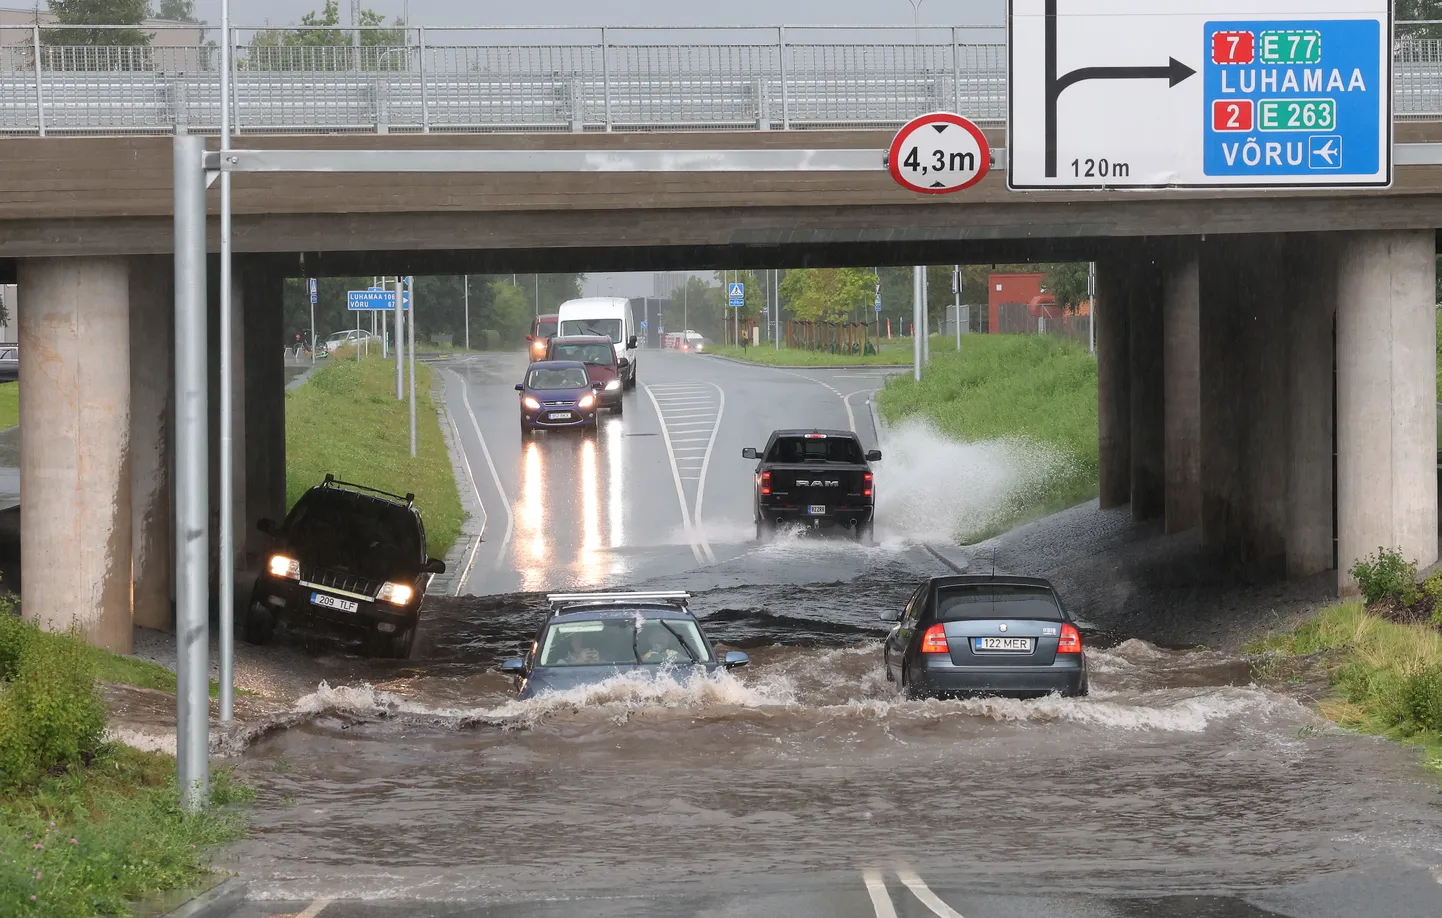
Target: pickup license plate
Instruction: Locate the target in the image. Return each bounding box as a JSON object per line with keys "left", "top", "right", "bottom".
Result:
{"left": 974, "top": 637, "right": 1034, "bottom": 652}
{"left": 808, "top": 504, "right": 826, "bottom": 515}
{"left": 547, "top": 411, "right": 574, "bottom": 421}
{"left": 311, "top": 592, "right": 358, "bottom": 614}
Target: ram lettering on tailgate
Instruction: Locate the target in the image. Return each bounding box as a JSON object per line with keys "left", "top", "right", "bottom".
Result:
{"left": 796, "top": 479, "right": 841, "bottom": 487}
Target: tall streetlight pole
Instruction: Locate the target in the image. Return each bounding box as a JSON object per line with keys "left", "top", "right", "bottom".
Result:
{"left": 905, "top": 0, "right": 925, "bottom": 46}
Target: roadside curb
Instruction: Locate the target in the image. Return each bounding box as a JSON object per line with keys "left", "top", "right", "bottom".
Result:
{"left": 153, "top": 877, "right": 247, "bottom": 918}
{"left": 432, "top": 371, "right": 486, "bottom": 597}
{"left": 702, "top": 353, "right": 912, "bottom": 371}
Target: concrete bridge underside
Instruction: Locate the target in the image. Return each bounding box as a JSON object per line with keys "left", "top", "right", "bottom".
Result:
{"left": 0, "top": 129, "right": 1437, "bottom": 648}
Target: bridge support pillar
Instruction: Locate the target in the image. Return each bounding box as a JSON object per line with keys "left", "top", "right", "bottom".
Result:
{"left": 1285, "top": 235, "right": 1336, "bottom": 578}
{"left": 129, "top": 256, "right": 174, "bottom": 631}
{"left": 17, "top": 256, "right": 132, "bottom": 651}
{"left": 1336, "top": 230, "right": 1437, "bottom": 594}
{"left": 1163, "top": 238, "right": 1201, "bottom": 534}
{"left": 1199, "top": 238, "right": 1246, "bottom": 550}
{"left": 1127, "top": 248, "right": 1166, "bottom": 521}
{"left": 1096, "top": 258, "right": 1131, "bottom": 510}
{"left": 1239, "top": 235, "right": 1289, "bottom": 568}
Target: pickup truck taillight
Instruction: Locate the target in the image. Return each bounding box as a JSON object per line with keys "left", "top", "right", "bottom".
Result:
{"left": 760, "top": 471, "right": 771, "bottom": 496}
{"left": 863, "top": 472, "right": 873, "bottom": 498}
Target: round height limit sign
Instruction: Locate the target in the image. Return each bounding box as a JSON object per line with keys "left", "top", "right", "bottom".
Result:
{"left": 888, "top": 112, "right": 991, "bottom": 194}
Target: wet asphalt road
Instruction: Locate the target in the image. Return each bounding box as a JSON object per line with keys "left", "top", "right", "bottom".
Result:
{"left": 210, "top": 351, "right": 1442, "bottom": 918}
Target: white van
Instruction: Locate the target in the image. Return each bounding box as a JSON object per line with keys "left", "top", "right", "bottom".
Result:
{"left": 555, "top": 297, "right": 638, "bottom": 388}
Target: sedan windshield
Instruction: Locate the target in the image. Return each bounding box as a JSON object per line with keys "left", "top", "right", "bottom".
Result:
{"left": 527, "top": 367, "right": 589, "bottom": 389}
{"left": 550, "top": 343, "right": 615, "bottom": 366}
{"left": 560, "top": 318, "right": 623, "bottom": 342}
{"left": 539, "top": 618, "right": 711, "bottom": 666}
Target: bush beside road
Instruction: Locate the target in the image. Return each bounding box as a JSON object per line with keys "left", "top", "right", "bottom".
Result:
{"left": 0, "top": 610, "right": 251, "bottom": 917}
{"left": 707, "top": 340, "right": 914, "bottom": 366}
{"left": 285, "top": 357, "right": 463, "bottom": 559}
{"left": 0, "top": 382, "right": 16, "bottom": 430}
{"left": 876, "top": 334, "right": 1099, "bottom": 538}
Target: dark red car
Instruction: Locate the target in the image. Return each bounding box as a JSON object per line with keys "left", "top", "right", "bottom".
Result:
{"left": 547, "top": 335, "right": 624, "bottom": 413}
{"left": 528, "top": 313, "right": 559, "bottom": 362}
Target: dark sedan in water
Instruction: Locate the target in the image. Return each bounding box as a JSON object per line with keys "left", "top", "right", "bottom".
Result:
{"left": 501, "top": 592, "right": 750, "bottom": 699}
{"left": 883, "top": 575, "right": 1089, "bottom": 698}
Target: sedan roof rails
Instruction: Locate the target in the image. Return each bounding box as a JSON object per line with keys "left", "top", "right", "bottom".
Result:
{"left": 546, "top": 591, "right": 691, "bottom": 614}
{"left": 321, "top": 473, "right": 415, "bottom": 507}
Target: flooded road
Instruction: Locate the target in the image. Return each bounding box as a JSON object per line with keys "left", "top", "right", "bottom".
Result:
{"left": 198, "top": 353, "right": 1442, "bottom": 916}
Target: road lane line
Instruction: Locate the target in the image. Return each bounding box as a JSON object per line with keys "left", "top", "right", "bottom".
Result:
{"left": 296, "top": 900, "right": 333, "bottom": 918}
{"left": 897, "top": 869, "right": 964, "bottom": 918}
{"left": 643, "top": 383, "right": 707, "bottom": 565}
{"left": 445, "top": 368, "right": 515, "bottom": 571}
{"left": 687, "top": 381, "right": 723, "bottom": 564}
{"left": 843, "top": 387, "right": 881, "bottom": 440}
{"left": 439, "top": 373, "right": 485, "bottom": 595}
{"left": 862, "top": 869, "right": 899, "bottom": 918}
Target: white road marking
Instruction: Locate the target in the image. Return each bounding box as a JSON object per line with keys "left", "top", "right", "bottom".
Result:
{"left": 897, "top": 869, "right": 964, "bottom": 918}
{"left": 445, "top": 368, "right": 515, "bottom": 573}
{"left": 297, "top": 901, "right": 333, "bottom": 918}
{"left": 643, "top": 383, "right": 707, "bottom": 565}
{"left": 439, "top": 372, "right": 485, "bottom": 595}
{"left": 862, "top": 869, "right": 899, "bottom": 918}
{"left": 844, "top": 387, "right": 881, "bottom": 438}
{"left": 644, "top": 380, "right": 722, "bottom": 565}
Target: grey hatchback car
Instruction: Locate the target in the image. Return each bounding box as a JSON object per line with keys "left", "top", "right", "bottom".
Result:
{"left": 500, "top": 591, "right": 750, "bottom": 699}
{"left": 883, "top": 575, "right": 1089, "bottom": 698}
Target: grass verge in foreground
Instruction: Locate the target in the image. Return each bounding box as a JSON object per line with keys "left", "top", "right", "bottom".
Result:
{"left": 1247, "top": 603, "right": 1442, "bottom": 771}
{"left": 0, "top": 382, "right": 17, "bottom": 430}
{"left": 1, "top": 612, "right": 252, "bottom": 917}
{"left": 285, "top": 356, "right": 463, "bottom": 558}
{"left": 875, "top": 334, "right": 1099, "bottom": 538}
{"left": 707, "top": 340, "right": 915, "bottom": 366}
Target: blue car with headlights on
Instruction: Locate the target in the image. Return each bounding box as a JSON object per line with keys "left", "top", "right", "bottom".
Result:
{"left": 516, "top": 360, "right": 603, "bottom": 438}
{"left": 500, "top": 591, "right": 751, "bottom": 699}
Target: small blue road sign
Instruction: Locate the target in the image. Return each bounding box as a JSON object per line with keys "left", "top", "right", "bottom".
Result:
{"left": 308, "top": 278, "right": 318, "bottom": 305}
{"left": 347, "top": 289, "right": 408, "bottom": 311}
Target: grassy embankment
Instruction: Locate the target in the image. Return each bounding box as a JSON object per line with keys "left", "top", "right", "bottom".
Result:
{"left": 707, "top": 338, "right": 917, "bottom": 366}
{"left": 876, "top": 334, "right": 1099, "bottom": 538}
{"left": 285, "top": 355, "right": 463, "bottom": 558}
{"left": 0, "top": 611, "right": 251, "bottom": 917}
{"left": 0, "top": 382, "right": 17, "bottom": 430}
{"left": 1249, "top": 604, "right": 1442, "bottom": 771}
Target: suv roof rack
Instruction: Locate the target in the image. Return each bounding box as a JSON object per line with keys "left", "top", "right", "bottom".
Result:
{"left": 321, "top": 473, "right": 414, "bottom": 507}
{"left": 546, "top": 591, "right": 691, "bottom": 613}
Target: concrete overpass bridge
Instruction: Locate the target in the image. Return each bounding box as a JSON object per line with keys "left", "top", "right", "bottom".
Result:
{"left": 1, "top": 24, "right": 1439, "bottom": 652}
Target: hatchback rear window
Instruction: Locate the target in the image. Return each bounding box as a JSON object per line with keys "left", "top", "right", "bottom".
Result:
{"left": 534, "top": 319, "right": 558, "bottom": 337}
{"left": 935, "top": 585, "right": 1063, "bottom": 621}
{"left": 550, "top": 343, "right": 615, "bottom": 366}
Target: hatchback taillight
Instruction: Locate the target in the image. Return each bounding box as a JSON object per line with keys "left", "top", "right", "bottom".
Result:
{"left": 1057, "top": 623, "right": 1082, "bottom": 654}
{"left": 761, "top": 471, "right": 771, "bottom": 496}
{"left": 920, "top": 623, "right": 949, "bottom": 654}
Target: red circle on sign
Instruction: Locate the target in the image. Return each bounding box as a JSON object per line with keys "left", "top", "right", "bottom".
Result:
{"left": 888, "top": 112, "right": 991, "bottom": 195}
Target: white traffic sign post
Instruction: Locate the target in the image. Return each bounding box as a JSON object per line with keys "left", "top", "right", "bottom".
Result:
{"left": 1008, "top": 0, "right": 1390, "bottom": 189}
{"left": 888, "top": 112, "right": 990, "bottom": 193}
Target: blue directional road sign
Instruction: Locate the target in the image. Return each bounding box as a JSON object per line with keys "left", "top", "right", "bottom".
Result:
{"left": 640, "top": 320, "right": 648, "bottom": 330}
{"left": 728, "top": 281, "right": 745, "bottom": 308}
{"left": 875, "top": 293, "right": 883, "bottom": 312}
{"left": 308, "top": 278, "right": 318, "bottom": 305}
{"left": 347, "top": 289, "right": 409, "bottom": 311}
{"left": 1203, "top": 18, "right": 1385, "bottom": 184}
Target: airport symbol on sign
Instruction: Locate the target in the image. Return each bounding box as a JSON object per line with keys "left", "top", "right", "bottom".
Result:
{"left": 1007, "top": 0, "right": 1390, "bottom": 190}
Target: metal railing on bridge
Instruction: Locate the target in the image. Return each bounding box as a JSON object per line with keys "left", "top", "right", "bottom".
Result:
{"left": 2, "top": 23, "right": 1442, "bottom": 137}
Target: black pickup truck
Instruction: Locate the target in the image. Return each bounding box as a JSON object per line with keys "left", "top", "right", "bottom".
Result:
{"left": 742, "top": 429, "right": 881, "bottom": 541}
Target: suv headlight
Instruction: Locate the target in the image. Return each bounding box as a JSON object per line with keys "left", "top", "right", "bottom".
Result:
{"left": 578, "top": 393, "right": 596, "bottom": 409}
{"left": 522, "top": 396, "right": 541, "bottom": 411}
{"left": 268, "top": 554, "right": 300, "bottom": 580}
{"left": 376, "top": 582, "right": 414, "bottom": 606}
{"left": 604, "top": 379, "right": 621, "bottom": 391}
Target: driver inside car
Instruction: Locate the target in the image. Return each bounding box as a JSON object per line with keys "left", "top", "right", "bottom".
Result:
{"left": 561, "top": 632, "right": 602, "bottom": 665}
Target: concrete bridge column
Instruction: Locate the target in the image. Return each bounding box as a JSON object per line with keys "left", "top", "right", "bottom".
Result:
{"left": 241, "top": 262, "right": 286, "bottom": 559}
{"left": 1199, "top": 237, "right": 1246, "bottom": 550}
{"left": 1285, "top": 235, "right": 1336, "bottom": 578}
{"left": 129, "top": 256, "right": 174, "bottom": 631}
{"left": 1127, "top": 248, "right": 1166, "bottom": 521}
{"left": 207, "top": 262, "right": 247, "bottom": 600}
{"left": 1336, "top": 230, "right": 1437, "bottom": 594}
{"left": 1239, "top": 235, "right": 1289, "bottom": 568}
{"left": 1096, "top": 258, "right": 1131, "bottom": 510}
{"left": 17, "top": 256, "right": 132, "bottom": 651}
{"left": 1162, "top": 238, "right": 1201, "bottom": 534}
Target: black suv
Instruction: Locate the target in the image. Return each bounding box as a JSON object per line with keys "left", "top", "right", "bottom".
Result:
{"left": 246, "top": 475, "right": 446, "bottom": 659}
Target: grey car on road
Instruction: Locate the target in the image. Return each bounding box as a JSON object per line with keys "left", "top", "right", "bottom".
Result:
{"left": 884, "top": 574, "right": 1089, "bottom": 699}
{"left": 501, "top": 591, "right": 750, "bottom": 699}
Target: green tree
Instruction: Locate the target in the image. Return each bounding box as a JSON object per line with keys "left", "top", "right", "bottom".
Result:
{"left": 1399, "top": 2, "right": 1442, "bottom": 39}
{"left": 152, "top": 0, "right": 195, "bottom": 21}
{"left": 779, "top": 268, "right": 877, "bottom": 323}
{"left": 249, "top": 0, "right": 403, "bottom": 59}
{"left": 1042, "top": 263, "right": 1090, "bottom": 312}
{"left": 45, "top": 0, "right": 151, "bottom": 46}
